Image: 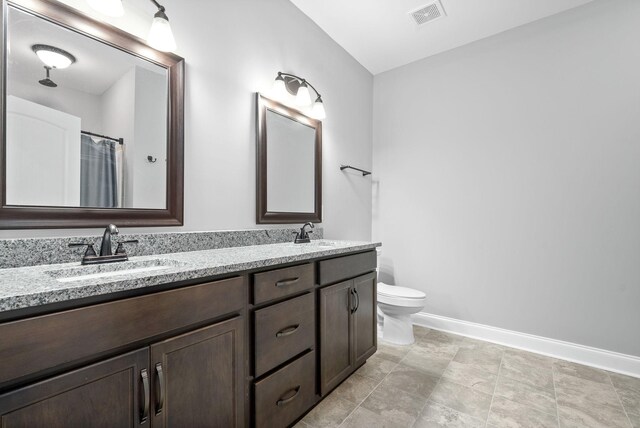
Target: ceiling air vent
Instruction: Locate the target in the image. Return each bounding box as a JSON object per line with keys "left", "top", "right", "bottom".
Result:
{"left": 410, "top": 1, "right": 446, "bottom": 26}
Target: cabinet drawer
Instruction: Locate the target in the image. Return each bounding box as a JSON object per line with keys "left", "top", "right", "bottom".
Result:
{"left": 253, "top": 263, "right": 314, "bottom": 305}
{"left": 254, "top": 351, "right": 316, "bottom": 428}
{"left": 0, "top": 276, "right": 245, "bottom": 388}
{"left": 254, "top": 293, "right": 315, "bottom": 377}
{"left": 318, "top": 251, "right": 376, "bottom": 286}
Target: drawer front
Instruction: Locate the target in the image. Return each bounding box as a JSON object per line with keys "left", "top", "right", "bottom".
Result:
{"left": 318, "top": 251, "right": 376, "bottom": 286}
{"left": 0, "top": 276, "right": 245, "bottom": 388}
{"left": 254, "top": 351, "right": 316, "bottom": 428}
{"left": 254, "top": 293, "right": 315, "bottom": 377}
{"left": 253, "top": 263, "right": 314, "bottom": 305}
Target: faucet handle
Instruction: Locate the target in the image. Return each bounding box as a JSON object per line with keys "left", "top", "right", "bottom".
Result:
{"left": 69, "top": 242, "right": 97, "bottom": 257}
{"left": 115, "top": 240, "right": 139, "bottom": 255}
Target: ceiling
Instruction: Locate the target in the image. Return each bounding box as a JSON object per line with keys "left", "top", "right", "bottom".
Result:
{"left": 289, "top": 0, "right": 595, "bottom": 75}
{"left": 7, "top": 4, "right": 164, "bottom": 95}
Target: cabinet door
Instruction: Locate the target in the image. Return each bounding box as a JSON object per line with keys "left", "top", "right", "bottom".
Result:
{"left": 0, "top": 348, "right": 149, "bottom": 427}
{"left": 353, "top": 272, "right": 377, "bottom": 367}
{"left": 319, "top": 280, "right": 353, "bottom": 395}
{"left": 150, "top": 317, "right": 244, "bottom": 428}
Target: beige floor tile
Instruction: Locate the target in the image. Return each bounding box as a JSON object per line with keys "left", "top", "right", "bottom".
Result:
{"left": 412, "top": 339, "right": 460, "bottom": 360}
{"left": 494, "top": 374, "right": 557, "bottom": 416}
{"left": 458, "top": 338, "right": 506, "bottom": 357}
{"left": 503, "top": 348, "right": 555, "bottom": 369}
{"left": 332, "top": 374, "right": 380, "bottom": 404}
{"left": 553, "top": 359, "right": 610, "bottom": 385}
{"left": 302, "top": 395, "right": 358, "bottom": 428}
{"left": 557, "top": 404, "right": 631, "bottom": 428}
{"left": 555, "top": 372, "right": 631, "bottom": 428}
{"left": 627, "top": 412, "right": 640, "bottom": 428}
{"left": 360, "top": 383, "right": 425, "bottom": 426}
{"left": 451, "top": 347, "right": 502, "bottom": 374}
{"left": 413, "top": 325, "right": 432, "bottom": 339}
{"left": 428, "top": 378, "right": 493, "bottom": 420}
{"left": 500, "top": 354, "right": 555, "bottom": 391}
{"left": 377, "top": 341, "right": 412, "bottom": 363}
{"left": 414, "top": 401, "right": 485, "bottom": 428}
{"left": 609, "top": 372, "right": 640, "bottom": 414}
{"left": 293, "top": 421, "right": 312, "bottom": 428}
{"left": 441, "top": 360, "right": 498, "bottom": 394}
{"left": 380, "top": 363, "right": 440, "bottom": 398}
{"left": 487, "top": 396, "right": 558, "bottom": 428}
{"left": 399, "top": 349, "right": 451, "bottom": 378}
{"left": 340, "top": 406, "right": 409, "bottom": 428}
{"left": 356, "top": 354, "right": 399, "bottom": 382}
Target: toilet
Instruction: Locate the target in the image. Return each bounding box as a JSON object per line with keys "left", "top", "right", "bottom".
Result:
{"left": 377, "top": 282, "right": 426, "bottom": 345}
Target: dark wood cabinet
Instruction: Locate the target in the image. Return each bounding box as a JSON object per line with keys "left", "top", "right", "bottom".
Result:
{"left": 353, "top": 272, "right": 377, "bottom": 368}
{"left": 150, "top": 317, "right": 244, "bottom": 428}
{"left": 0, "top": 249, "right": 378, "bottom": 427}
{"left": 319, "top": 272, "right": 377, "bottom": 396}
{"left": 319, "top": 280, "right": 354, "bottom": 395}
{"left": 0, "top": 348, "right": 149, "bottom": 427}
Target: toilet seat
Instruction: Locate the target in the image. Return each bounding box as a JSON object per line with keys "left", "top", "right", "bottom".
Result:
{"left": 377, "top": 282, "right": 426, "bottom": 307}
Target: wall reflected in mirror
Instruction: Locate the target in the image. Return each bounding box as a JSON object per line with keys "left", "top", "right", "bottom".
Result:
{"left": 266, "top": 109, "right": 316, "bottom": 213}
{"left": 5, "top": 5, "right": 168, "bottom": 209}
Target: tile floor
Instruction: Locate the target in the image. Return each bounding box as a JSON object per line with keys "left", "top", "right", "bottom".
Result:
{"left": 296, "top": 326, "right": 639, "bottom": 428}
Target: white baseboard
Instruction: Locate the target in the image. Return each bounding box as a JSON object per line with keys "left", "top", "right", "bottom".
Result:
{"left": 412, "top": 312, "right": 640, "bottom": 379}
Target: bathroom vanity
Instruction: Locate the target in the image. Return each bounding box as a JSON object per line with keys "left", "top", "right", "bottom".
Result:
{"left": 0, "top": 240, "right": 379, "bottom": 427}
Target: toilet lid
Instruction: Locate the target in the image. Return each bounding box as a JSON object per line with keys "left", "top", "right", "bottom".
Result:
{"left": 378, "top": 282, "right": 426, "bottom": 299}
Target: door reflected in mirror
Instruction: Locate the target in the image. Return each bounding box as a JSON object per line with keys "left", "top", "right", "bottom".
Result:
{"left": 5, "top": 5, "right": 168, "bottom": 209}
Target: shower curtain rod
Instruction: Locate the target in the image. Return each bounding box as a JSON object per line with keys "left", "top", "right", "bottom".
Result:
{"left": 81, "top": 130, "right": 124, "bottom": 145}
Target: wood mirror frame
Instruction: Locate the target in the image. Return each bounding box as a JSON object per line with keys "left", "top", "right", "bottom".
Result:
{"left": 0, "top": 0, "right": 184, "bottom": 229}
{"left": 256, "top": 94, "right": 322, "bottom": 224}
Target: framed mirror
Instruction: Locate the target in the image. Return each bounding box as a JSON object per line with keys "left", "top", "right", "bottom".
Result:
{"left": 256, "top": 94, "right": 322, "bottom": 224}
{"left": 0, "top": 0, "right": 184, "bottom": 229}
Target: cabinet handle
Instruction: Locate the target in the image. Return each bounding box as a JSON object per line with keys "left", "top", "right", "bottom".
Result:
{"left": 276, "top": 324, "right": 300, "bottom": 337}
{"left": 349, "top": 288, "right": 356, "bottom": 314}
{"left": 276, "top": 386, "right": 301, "bottom": 406}
{"left": 140, "top": 369, "right": 150, "bottom": 424}
{"left": 155, "top": 363, "right": 165, "bottom": 415}
{"left": 354, "top": 288, "right": 360, "bottom": 312}
{"left": 275, "top": 277, "right": 299, "bottom": 287}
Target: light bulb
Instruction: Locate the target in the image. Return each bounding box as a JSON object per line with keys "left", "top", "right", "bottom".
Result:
{"left": 311, "top": 98, "right": 326, "bottom": 119}
{"left": 35, "top": 50, "right": 73, "bottom": 69}
{"left": 272, "top": 75, "right": 287, "bottom": 100}
{"left": 32, "top": 45, "right": 76, "bottom": 69}
{"left": 148, "top": 11, "right": 177, "bottom": 52}
{"left": 86, "top": 0, "right": 124, "bottom": 17}
{"left": 296, "top": 82, "right": 312, "bottom": 106}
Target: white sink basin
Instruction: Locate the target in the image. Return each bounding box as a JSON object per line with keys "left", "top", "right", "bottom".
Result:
{"left": 285, "top": 240, "right": 341, "bottom": 249}
{"left": 46, "top": 259, "right": 183, "bottom": 283}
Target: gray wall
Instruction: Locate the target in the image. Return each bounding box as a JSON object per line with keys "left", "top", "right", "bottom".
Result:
{"left": 0, "top": 0, "right": 373, "bottom": 241}
{"left": 373, "top": 0, "right": 640, "bottom": 356}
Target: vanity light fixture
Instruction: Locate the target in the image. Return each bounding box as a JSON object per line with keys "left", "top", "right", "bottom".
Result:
{"left": 32, "top": 44, "right": 76, "bottom": 69}
{"left": 86, "top": 0, "right": 124, "bottom": 17}
{"left": 147, "top": 0, "right": 177, "bottom": 52}
{"left": 272, "top": 72, "right": 326, "bottom": 119}
{"left": 86, "top": 0, "right": 177, "bottom": 52}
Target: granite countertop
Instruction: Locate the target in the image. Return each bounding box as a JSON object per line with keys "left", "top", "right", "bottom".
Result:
{"left": 0, "top": 240, "right": 380, "bottom": 313}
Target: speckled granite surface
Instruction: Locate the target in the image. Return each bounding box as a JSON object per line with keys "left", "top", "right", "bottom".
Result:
{"left": 0, "top": 239, "right": 380, "bottom": 313}
{"left": 0, "top": 228, "right": 323, "bottom": 269}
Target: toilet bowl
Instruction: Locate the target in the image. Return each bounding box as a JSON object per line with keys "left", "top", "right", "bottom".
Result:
{"left": 377, "top": 282, "right": 426, "bottom": 345}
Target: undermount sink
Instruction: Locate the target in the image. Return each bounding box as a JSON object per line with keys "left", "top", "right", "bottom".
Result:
{"left": 286, "top": 240, "right": 341, "bottom": 249}
{"left": 46, "top": 259, "right": 184, "bottom": 283}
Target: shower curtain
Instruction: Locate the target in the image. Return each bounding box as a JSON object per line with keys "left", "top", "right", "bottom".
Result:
{"left": 80, "top": 135, "right": 119, "bottom": 208}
